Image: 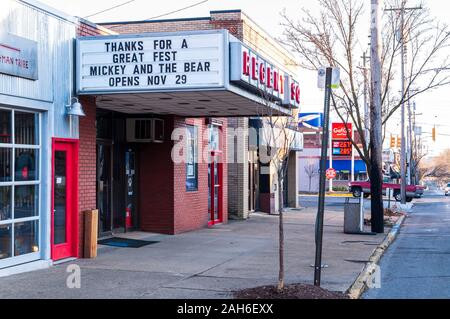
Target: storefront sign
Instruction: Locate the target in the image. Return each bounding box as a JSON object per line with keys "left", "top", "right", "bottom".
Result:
{"left": 331, "top": 122, "right": 352, "bottom": 139}
{"left": 299, "top": 113, "right": 323, "bottom": 130}
{"left": 77, "top": 32, "right": 225, "bottom": 93}
{"left": 230, "top": 42, "right": 300, "bottom": 108}
{"left": 0, "top": 33, "right": 38, "bottom": 80}
{"left": 332, "top": 140, "right": 352, "bottom": 156}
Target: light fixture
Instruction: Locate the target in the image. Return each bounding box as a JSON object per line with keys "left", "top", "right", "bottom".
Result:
{"left": 66, "top": 97, "right": 86, "bottom": 117}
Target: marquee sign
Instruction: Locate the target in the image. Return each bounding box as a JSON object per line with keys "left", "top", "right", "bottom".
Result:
{"left": 77, "top": 32, "right": 226, "bottom": 94}
{"left": 0, "top": 33, "right": 38, "bottom": 80}
{"left": 230, "top": 42, "right": 300, "bottom": 108}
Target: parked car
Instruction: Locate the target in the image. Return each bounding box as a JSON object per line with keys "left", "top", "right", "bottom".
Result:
{"left": 348, "top": 180, "right": 417, "bottom": 202}
{"left": 415, "top": 185, "right": 425, "bottom": 198}
{"left": 445, "top": 183, "right": 450, "bottom": 196}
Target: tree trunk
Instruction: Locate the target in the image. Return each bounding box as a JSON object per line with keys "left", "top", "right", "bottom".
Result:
{"left": 277, "top": 176, "right": 285, "bottom": 290}
{"left": 370, "top": 0, "right": 385, "bottom": 233}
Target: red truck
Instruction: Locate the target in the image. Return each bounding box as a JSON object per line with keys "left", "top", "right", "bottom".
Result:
{"left": 348, "top": 181, "right": 419, "bottom": 202}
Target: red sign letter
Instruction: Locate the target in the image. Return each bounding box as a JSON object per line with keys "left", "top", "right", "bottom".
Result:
{"left": 242, "top": 51, "right": 250, "bottom": 76}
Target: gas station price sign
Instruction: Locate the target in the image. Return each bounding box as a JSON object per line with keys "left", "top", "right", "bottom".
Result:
{"left": 332, "top": 140, "right": 352, "bottom": 156}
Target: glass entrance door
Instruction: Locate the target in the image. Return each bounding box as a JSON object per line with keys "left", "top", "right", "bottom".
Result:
{"left": 248, "top": 150, "right": 259, "bottom": 212}
{"left": 208, "top": 151, "right": 223, "bottom": 225}
{"left": 97, "top": 141, "right": 113, "bottom": 236}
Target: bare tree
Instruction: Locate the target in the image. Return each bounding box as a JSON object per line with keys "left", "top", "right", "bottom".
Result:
{"left": 254, "top": 90, "right": 298, "bottom": 291}
{"left": 304, "top": 159, "right": 319, "bottom": 192}
{"left": 422, "top": 149, "right": 450, "bottom": 180}
{"left": 280, "top": 0, "right": 450, "bottom": 170}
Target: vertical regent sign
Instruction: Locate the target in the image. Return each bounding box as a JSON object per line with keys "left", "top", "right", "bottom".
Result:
{"left": 77, "top": 32, "right": 225, "bottom": 93}
{"left": 0, "top": 33, "right": 38, "bottom": 80}
{"left": 230, "top": 42, "right": 300, "bottom": 108}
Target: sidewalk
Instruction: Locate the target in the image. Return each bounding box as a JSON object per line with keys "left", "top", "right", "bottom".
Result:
{"left": 0, "top": 208, "right": 390, "bottom": 299}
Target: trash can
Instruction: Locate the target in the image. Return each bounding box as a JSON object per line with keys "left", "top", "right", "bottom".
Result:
{"left": 344, "top": 198, "right": 362, "bottom": 234}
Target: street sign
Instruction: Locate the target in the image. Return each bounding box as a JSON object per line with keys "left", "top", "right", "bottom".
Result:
{"left": 326, "top": 168, "right": 337, "bottom": 180}
{"left": 318, "top": 67, "right": 340, "bottom": 89}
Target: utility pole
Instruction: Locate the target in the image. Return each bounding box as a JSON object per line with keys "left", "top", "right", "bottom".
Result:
{"left": 361, "top": 51, "right": 371, "bottom": 152}
{"left": 369, "top": 0, "right": 384, "bottom": 233}
{"left": 385, "top": 2, "right": 422, "bottom": 204}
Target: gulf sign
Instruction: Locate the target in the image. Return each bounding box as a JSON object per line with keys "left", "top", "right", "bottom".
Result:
{"left": 332, "top": 123, "right": 352, "bottom": 140}
{"left": 230, "top": 42, "right": 300, "bottom": 108}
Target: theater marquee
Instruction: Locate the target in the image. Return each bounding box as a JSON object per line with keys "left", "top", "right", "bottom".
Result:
{"left": 77, "top": 31, "right": 226, "bottom": 94}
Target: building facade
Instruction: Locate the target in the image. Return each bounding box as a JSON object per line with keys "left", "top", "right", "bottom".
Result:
{"left": 1, "top": 2, "right": 302, "bottom": 274}
{"left": 1, "top": 0, "right": 78, "bottom": 273}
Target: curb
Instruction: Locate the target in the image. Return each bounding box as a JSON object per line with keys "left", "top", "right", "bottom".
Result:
{"left": 346, "top": 214, "right": 406, "bottom": 299}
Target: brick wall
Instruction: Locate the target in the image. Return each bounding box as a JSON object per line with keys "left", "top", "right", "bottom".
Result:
{"left": 77, "top": 96, "right": 97, "bottom": 256}
{"left": 172, "top": 117, "right": 228, "bottom": 234}
{"left": 138, "top": 116, "right": 175, "bottom": 234}
{"left": 76, "top": 21, "right": 115, "bottom": 255}
{"left": 100, "top": 11, "right": 243, "bottom": 40}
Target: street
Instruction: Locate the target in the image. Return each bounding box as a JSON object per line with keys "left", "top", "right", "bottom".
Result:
{"left": 363, "top": 189, "right": 450, "bottom": 299}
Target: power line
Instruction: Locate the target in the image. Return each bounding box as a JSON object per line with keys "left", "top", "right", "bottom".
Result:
{"left": 83, "top": 0, "right": 137, "bottom": 19}
{"left": 144, "top": 0, "right": 209, "bottom": 21}
{"left": 107, "top": 0, "right": 209, "bottom": 29}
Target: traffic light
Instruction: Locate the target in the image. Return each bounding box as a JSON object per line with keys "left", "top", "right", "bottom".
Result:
{"left": 390, "top": 135, "right": 396, "bottom": 148}
{"left": 432, "top": 126, "right": 436, "bottom": 142}
{"left": 397, "top": 137, "right": 401, "bottom": 148}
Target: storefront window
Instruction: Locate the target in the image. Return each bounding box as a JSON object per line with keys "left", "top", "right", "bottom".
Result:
{"left": 0, "top": 110, "right": 12, "bottom": 144}
{"left": 0, "top": 109, "right": 40, "bottom": 266}
{"left": 0, "top": 187, "right": 11, "bottom": 221}
{"left": 209, "top": 125, "right": 220, "bottom": 151}
{"left": 0, "top": 225, "right": 12, "bottom": 260}
{"left": 14, "top": 112, "right": 39, "bottom": 145}
{"left": 335, "top": 172, "right": 350, "bottom": 181}
{"left": 186, "top": 125, "right": 198, "bottom": 191}
{"left": 14, "top": 220, "right": 39, "bottom": 256}
{"left": 14, "top": 185, "right": 38, "bottom": 219}
{"left": 0, "top": 148, "right": 12, "bottom": 182}
{"left": 14, "top": 149, "right": 38, "bottom": 181}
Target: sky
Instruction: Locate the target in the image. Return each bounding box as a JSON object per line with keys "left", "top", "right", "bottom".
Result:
{"left": 38, "top": 0, "right": 450, "bottom": 156}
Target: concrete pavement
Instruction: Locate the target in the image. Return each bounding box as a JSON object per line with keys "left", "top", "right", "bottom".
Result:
{"left": 363, "top": 190, "right": 450, "bottom": 299}
{"left": 0, "top": 205, "right": 390, "bottom": 299}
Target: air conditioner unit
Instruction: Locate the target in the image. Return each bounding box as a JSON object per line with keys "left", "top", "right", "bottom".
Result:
{"left": 126, "top": 118, "right": 164, "bottom": 143}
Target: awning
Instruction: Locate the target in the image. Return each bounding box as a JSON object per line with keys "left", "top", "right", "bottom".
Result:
{"left": 327, "top": 159, "right": 367, "bottom": 173}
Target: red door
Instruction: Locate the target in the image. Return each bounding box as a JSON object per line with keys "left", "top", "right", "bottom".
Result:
{"left": 208, "top": 151, "right": 223, "bottom": 226}
{"left": 51, "top": 139, "right": 79, "bottom": 261}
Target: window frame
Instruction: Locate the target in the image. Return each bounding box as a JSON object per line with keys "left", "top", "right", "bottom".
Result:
{"left": 0, "top": 107, "right": 41, "bottom": 268}
{"left": 185, "top": 125, "right": 198, "bottom": 192}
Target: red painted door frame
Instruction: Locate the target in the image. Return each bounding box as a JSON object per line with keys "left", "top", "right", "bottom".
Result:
{"left": 51, "top": 138, "right": 79, "bottom": 261}
{"left": 208, "top": 150, "right": 223, "bottom": 226}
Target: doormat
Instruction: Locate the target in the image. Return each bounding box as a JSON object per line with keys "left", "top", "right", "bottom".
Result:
{"left": 98, "top": 237, "right": 159, "bottom": 248}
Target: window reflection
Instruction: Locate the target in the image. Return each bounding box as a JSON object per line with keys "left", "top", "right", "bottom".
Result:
{"left": 15, "top": 149, "right": 38, "bottom": 181}
{"left": 0, "top": 225, "right": 12, "bottom": 260}
{"left": 14, "top": 221, "right": 39, "bottom": 256}
{"left": 0, "top": 110, "right": 12, "bottom": 144}
{"left": 0, "top": 148, "right": 12, "bottom": 182}
{"left": 14, "top": 185, "right": 38, "bottom": 219}
{"left": 15, "top": 112, "right": 38, "bottom": 145}
{"left": 0, "top": 187, "right": 11, "bottom": 221}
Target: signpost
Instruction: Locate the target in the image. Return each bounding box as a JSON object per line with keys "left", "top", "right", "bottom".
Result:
{"left": 314, "top": 66, "right": 337, "bottom": 287}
